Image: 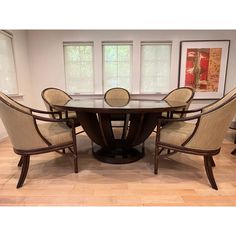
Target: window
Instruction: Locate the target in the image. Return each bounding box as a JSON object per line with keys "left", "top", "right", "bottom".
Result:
{"left": 0, "top": 31, "right": 18, "bottom": 95}
{"left": 141, "top": 42, "right": 171, "bottom": 93}
{"left": 103, "top": 42, "right": 132, "bottom": 92}
{"left": 64, "top": 42, "right": 94, "bottom": 94}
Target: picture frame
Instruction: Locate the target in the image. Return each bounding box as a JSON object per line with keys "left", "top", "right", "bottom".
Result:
{"left": 178, "top": 40, "right": 230, "bottom": 99}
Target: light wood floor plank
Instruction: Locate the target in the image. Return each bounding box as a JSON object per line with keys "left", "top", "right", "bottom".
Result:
{"left": 0, "top": 130, "right": 235, "bottom": 206}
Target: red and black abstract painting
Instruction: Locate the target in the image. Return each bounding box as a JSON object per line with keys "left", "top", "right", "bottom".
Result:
{"left": 185, "top": 48, "right": 222, "bottom": 92}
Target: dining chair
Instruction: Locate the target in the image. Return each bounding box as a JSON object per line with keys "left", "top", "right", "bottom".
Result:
{"left": 162, "top": 87, "right": 195, "bottom": 119}
{"left": 154, "top": 87, "right": 236, "bottom": 190}
{"left": 0, "top": 92, "right": 79, "bottom": 188}
{"left": 41, "top": 87, "right": 80, "bottom": 125}
{"left": 104, "top": 87, "right": 131, "bottom": 139}
{"left": 104, "top": 87, "right": 130, "bottom": 103}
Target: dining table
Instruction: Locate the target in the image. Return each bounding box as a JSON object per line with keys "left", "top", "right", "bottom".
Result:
{"left": 54, "top": 98, "right": 186, "bottom": 164}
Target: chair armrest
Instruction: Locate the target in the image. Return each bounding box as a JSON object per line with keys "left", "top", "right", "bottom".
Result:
{"left": 161, "top": 96, "right": 235, "bottom": 123}
{"left": 160, "top": 113, "right": 201, "bottom": 123}
{"left": 30, "top": 108, "right": 62, "bottom": 116}
{"left": 171, "top": 107, "right": 202, "bottom": 115}
{"left": 33, "top": 114, "right": 75, "bottom": 124}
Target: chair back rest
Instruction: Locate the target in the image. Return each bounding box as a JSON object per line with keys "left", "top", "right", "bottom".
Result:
{"left": 164, "top": 87, "right": 195, "bottom": 117}
{"left": 0, "top": 92, "right": 47, "bottom": 151}
{"left": 104, "top": 87, "right": 130, "bottom": 103}
{"left": 104, "top": 87, "right": 130, "bottom": 107}
{"left": 186, "top": 88, "right": 236, "bottom": 150}
{"left": 41, "top": 88, "right": 72, "bottom": 117}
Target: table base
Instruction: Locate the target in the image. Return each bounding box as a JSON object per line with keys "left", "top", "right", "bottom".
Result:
{"left": 93, "top": 146, "right": 144, "bottom": 164}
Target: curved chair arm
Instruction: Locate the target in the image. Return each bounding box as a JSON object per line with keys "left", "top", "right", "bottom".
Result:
{"left": 160, "top": 95, "right": 236, "bottom": 123}
{"left": 170, "top": 107, "right": 202, "bottom": 115}
{"left": 31, "top": 108, "right": 62, "bottom": 116}
{"left": 33, "top": 114, "right": 75, "bottom": 124}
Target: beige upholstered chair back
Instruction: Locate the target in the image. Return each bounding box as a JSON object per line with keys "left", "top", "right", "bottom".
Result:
{"left": 164, "top": 87, "right": 194, "bottom": 117}
{"left": 104, "top": 87, "right": 130, "bottom": 101}
{"left": 42, "top": 88, "right": 72, "bottom": 116}
{"left": 186, "top": 90, "right": 236, "bottom": 150}
{"left": 0, "top": 92, "right": 47, "bottom": 151}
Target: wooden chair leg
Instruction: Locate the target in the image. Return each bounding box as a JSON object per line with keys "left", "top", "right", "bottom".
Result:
{"left": 72, "top": 124, "right": 79, "bottom": 173}
{"left": 17, "top": 155, "right": 30, "bottom": 188}
{"left": 74, "top": 158, "right": 78, "bottom": 173}
{"left": 231, "top": 148, "right": 236, "bottom": 155}
{"left": 154, "top": 122, "right": 161, "bottom": 175}
{"left": 154, "top": 144, "right": 159, "bottom": 175}
{"left": 142, "top": 142, "right": 145, "bottom": 155}
{"left": 204, "top": 156, "right": 218, "bottom": 190}
{"left": 209, "top": 156, "right": 216, "bottom": 167}
{"left": 17, "top": 156, "right": 24, "bottom": 167}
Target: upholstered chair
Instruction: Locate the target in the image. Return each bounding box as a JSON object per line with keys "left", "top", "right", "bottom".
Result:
{"left": 0, "top": 92, "right": 79, "bottom": 188}
{"left": 154, "top": 88, "right": 236, "bottom": 190}
{"left": 104, "top": 87, "right": 131, "bottom": 139}
{"left": 104, "top": 87, "right": 130, "bottom": 104}
{"left": 41, "top": 87, "right": 79, "bottom": 122}
{"left": 162, "top": 87, "right": 195, "bottom": 118}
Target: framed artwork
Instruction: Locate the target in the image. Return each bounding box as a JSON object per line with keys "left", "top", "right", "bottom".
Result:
{"left": 178, "top": 40, "right": 230, "bottom": 99}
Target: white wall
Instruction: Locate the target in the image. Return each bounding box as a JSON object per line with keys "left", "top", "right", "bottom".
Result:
{"left": 0, "top": 30, "right": 32, "bottom": 139}
{"left": 27, "top": 30, "right": 236, "bottom": 110}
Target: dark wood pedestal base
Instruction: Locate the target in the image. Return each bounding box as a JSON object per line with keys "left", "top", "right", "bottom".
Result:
{"left": 92, "top": 145, "right": 144, "bottom": 164}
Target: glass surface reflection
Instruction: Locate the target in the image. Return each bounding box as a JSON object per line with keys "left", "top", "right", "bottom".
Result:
{"left": 105, "top": 98, "right": 130, "bottom": 107}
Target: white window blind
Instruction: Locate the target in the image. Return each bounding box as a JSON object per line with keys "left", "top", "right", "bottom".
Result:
{"left": 64, "top": 42, "right": 94, "bottom": 94}
{"left": 0, "top": 31, "right": 18, "bottom": 95}
{"left": 103, "top": 42, "right": 132, "bottom": 92}
{"left": 141, "top": 42, "right": 171, "bottom": 94}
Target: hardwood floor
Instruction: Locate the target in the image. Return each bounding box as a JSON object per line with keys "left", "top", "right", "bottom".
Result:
{"left": 0, "top": 130, "right": 236, "bottom": 206}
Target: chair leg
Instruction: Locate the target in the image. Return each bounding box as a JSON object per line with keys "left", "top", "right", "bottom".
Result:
{"left": 74, "top": 158, "right": 78, "bottom": 173}
{"left": 231, "top": 148, "right": 236, "bottom": 155}
{"left": 204, "top": 156, "right": 218, "bottom": 190}
{"left": 17, "top": 156, "right": 24, "bottom": 167}
{"left": 17, "top": 155, "right": 30, "bottom": 188}
{"left": 91, "top": 141, "right": 95, "bottom": 153}
{"left": 154, "top": 122, "right": 161, "bottom": 175}
{"left": 154, "top": 144, "right": 159, "bottom": 175}
{"left": 71, "top": 123, "right": 79, "bottom": 173}
{"left": 209, "top": 156, "right": 216, "bottom": 167}
{"left": 142, "top": 142, "right": 145, "bottom": 155}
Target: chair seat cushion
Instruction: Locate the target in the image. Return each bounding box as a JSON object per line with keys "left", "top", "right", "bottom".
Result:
{"left": 160, "top": 122, "right": 195, "bottom": 146}
{"left": 38, "top": 122, "right": 73, "bottom": 146}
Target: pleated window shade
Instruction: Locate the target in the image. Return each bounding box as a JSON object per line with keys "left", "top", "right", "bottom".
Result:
{"left": 64, "top": 42, "right": 94, "bottom": 94}
{"left": 103, "top": 42, "right": 132, "bottom": 92}
{"left": 0, "top": 31, "right": 18, "bottom": 95}
{"left": 141, "top": 42, "right": 172, "bottom": 94}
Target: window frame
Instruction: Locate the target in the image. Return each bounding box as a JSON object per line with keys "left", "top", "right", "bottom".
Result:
{"left": 63, "top": 41, "right": 95, "bottom": 95}
{"left": 0, "top": 30, "right": 19, "bottom": 96}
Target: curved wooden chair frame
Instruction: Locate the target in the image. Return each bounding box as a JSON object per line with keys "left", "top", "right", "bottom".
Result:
{"left": 154, "top": 93, "right": 236, "bottom": 190}
{"left": 0, "top": 94, "right": 78, "bottom": 188}
{"left": 162, "top": 87, "right": 195, "bottom": 119}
